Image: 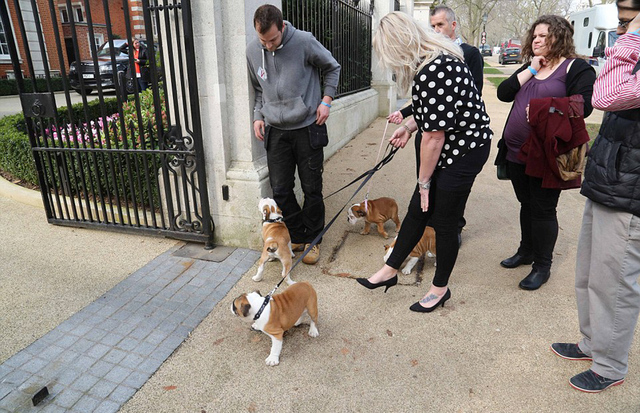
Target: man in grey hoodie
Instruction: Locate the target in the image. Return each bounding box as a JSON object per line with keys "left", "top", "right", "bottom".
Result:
{"left": 247, "top": 4, "right": 341, "bottom": 265}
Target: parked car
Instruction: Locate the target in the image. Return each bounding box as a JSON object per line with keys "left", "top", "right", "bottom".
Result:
{"left": 499, "top": 47, "right": 522, "bottom": 65}
{"left": 68, "top": 39, "right": 157, "bottom": 95}
{"left": 479, "top": 44, "right": 492, "bottom": 57}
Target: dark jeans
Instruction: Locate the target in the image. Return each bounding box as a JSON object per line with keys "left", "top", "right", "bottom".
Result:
{"left": 267, "top": 126, "right": 324, "bottom": 244}
{"left": 507, "top": 161, "right": 561, "bottom": 271}
{"left": 138, "top": 78, "right": 148, "bottom": 91}
{"left": 387, "top": 181, "right": 471, "bottom": 287}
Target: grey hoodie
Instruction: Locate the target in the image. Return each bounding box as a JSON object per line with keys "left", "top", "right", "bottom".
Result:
{"left": 247, "top": 21, "right": 341, "bottom": 130}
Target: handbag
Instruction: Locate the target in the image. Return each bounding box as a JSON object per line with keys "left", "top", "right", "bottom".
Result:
{"left": 495, "top": 137, "right": 509, "bottom": 180}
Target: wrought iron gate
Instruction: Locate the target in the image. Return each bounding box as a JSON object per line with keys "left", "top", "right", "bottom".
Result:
{"left": 0, "top": 0, "right": 214, "bottom": 247}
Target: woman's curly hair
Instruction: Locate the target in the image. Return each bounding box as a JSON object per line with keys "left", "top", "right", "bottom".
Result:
{"left": 521, "top": 15, "right": 577, "bottom": 65}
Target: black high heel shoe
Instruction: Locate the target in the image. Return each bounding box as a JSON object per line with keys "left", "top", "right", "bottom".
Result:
{"left": 356, "top": 275, "right": 398, "bottom": 293}
{"left": 409, "top": 289, "right": 451, "bottom": 313}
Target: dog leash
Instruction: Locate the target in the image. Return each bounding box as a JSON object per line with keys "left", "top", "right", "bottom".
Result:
{"left": 364, "top": 120, "right": 391, "bottom": 213}
{"left": 253, "top": 144, "right": 399, "bottom": 321}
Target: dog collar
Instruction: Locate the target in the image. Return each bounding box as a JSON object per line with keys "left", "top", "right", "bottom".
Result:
{"left": 253, "top": 294, "right": 271, "bottom": 320}
{"left": 263, "top": 217, "right": 283, "bottom": 223}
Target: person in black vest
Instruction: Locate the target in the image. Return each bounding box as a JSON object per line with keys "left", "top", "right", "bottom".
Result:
{"left": 551, "top": 0, "right": 640, "bottom": 393}
{"left": 388, "top": 6, "right": 483, "bottom": 246}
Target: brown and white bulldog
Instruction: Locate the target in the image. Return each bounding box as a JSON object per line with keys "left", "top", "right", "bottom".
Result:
{"left": 230, "top": 282, "right": 319, "bottom": 366}
{"left": 383, "top": 226, "right": 436, "bottom": 274}
{"left": 347, "top": 197, "right": 401, "bottom": 239}
{"left": 253, "top": 198, "right": 295, "bottom": 285}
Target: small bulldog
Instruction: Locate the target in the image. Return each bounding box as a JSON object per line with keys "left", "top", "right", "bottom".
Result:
{"left": 231, "top": 282, "right": 319, "bottom": 366}
{"left": 254, "top": 198, "right": 295, "bottom": 285}
{"left": 383, "top": 226, "right": 436, "bottom": 274}
{"left": 347, "top": 197, "right": 401, "bottom": 239}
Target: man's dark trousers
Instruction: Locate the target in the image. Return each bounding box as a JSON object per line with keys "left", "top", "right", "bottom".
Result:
{"left": 267, "top": 126, "right": 325, "bottom": 244}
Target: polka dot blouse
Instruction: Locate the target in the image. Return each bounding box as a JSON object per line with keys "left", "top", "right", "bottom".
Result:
{"left": 412, "top": 53, "right": 492, "bottom": 168}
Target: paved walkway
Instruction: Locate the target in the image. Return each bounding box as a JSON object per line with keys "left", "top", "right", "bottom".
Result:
{"left": 0, "top": 246, "right": 259, "bottom": 412}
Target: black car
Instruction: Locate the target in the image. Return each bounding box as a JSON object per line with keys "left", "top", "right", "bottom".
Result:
{"left": 68, "top": 39, "right": 156, "bottom": 95}
{"left": 68, "top": 40, "right": 130, "bottom": 95}
{"left": 479, "top": 44, "right": 492, "bottom": 57}
{"left": 499, "top": 47, "right": 522, "bottom": 65}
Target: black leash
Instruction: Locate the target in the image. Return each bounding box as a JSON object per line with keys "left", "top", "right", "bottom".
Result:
{"left": 253, "top": 145, "right": 399, "bottom": 321}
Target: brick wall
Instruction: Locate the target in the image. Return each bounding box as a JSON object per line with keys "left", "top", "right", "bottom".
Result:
{"left": 0, "top": 0, "right": 146, "bottom": 78}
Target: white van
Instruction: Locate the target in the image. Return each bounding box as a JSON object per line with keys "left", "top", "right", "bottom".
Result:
{"left": 569, "top": 4, "right": 619, "bottom": 74}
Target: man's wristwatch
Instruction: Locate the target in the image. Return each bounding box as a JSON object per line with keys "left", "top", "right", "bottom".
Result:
{"left": 418, "top": 179, "right": 431, "bottom": 190}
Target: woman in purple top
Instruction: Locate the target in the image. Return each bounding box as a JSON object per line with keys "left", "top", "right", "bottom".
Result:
{"left": 497, "top": 15, "right": 595, "bottom": 290}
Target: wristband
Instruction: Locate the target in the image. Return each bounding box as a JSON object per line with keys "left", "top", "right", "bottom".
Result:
{"left": 528, "top": 66, "right": 538, "bottom": 76}
{"left": 321, "top": 101, "right": 332, "bottom": 108}
{"left": 418, "top": 179, "right": 431, "bottom": 190}
{"left": 402, "top": 124, "right": 413, "bottom": 134}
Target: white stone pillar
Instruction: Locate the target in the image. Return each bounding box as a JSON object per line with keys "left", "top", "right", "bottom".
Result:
{"left": 370, "top": 0, "right": 397, "bottom": 117}
{"left": 187, "top": 0, "right": 280, "bottom": 249}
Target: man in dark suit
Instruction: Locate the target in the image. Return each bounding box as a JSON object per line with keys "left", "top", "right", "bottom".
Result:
{"left": 429, "top": 6, "right": 483, "bottom": 94}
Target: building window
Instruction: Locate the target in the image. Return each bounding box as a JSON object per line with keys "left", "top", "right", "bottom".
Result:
{"left": 88, "top": 33, "right": 104, "bottom": 54}
{"left": 74, "top": 6, "right": 84, "bottom": 22}
{"left": 0, "top": 13, "right": 9, "bottom": 58}
{"left": 60, "top": 7, "right": 69, "bottom": 23}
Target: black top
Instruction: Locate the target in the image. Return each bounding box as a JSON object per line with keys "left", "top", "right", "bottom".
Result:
{"left": 401, "top": 42, "right": 483, "bottom": 119}
{"left": 497, "top": 58, "right": 596, "bottom": 117}
{"left": 412, "top": 53, "right": 492, "bottom": 169}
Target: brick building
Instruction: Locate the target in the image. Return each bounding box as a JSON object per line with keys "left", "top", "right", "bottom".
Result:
{"left": 0, "top": 0, "right": 147, "bottom": 79}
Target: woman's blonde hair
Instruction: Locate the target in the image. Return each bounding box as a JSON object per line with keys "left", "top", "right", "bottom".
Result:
{"left": 373, "top": 12, "right": 463, "bottom": 95}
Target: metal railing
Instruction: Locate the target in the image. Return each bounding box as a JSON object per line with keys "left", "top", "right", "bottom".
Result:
{"left": 283, "top": 0, "right": 373, "bottom": 98}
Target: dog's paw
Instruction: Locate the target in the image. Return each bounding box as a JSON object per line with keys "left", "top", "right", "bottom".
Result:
{"left": 252, "top": 274, "right": 263, "bottom": 282}
{"left": 251, "top": 323, "right": 259, "bottom": 331}
{"left": 382, "top": 233, "right": 389, "bottom": 239}
{"left": 308, "top": 325, "right": 319, "bottom": 337}
{"left": 401, "top": 267, "right": 412, "bottom": 275}
{"left": 265, "top": 355, "right": 280, "bottom": 366}
{"left": 427, "top": 252, "right": 435, "bottom": 258}
{"left": 267, "top": 257, "right": 276, "bottom": 262}
{"left": 360, "top": 230, "right": 369, "bottom": 235}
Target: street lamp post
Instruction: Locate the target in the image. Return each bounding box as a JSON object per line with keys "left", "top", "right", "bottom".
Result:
{"left": 481, "top": 12, "right": 488, "bottom": 47}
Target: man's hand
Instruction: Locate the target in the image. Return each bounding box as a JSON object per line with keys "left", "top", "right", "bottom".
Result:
{"left": 253, "top": 120, "right": 265, "bottom": 141}
{"left": 387, "top": 110, "right": 404, "bottom": 124}
{"left": 316, "top": 103, "right": 330, "bottom": 125}
{"left": 389, "top": 127, "right": 411, "bottom": 148}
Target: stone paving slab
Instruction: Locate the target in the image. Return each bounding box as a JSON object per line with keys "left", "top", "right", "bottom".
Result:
{"left": 0, "top": 246, "right": 260, "bottom": 412}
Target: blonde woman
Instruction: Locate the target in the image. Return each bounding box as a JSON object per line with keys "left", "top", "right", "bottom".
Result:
{"left": 356, "top": 12, "right": 493, "bottom": 312}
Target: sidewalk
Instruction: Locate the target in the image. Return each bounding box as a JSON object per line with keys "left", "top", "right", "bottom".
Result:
{"left": 1, "top": 80, "right": 639, "bottom": 412}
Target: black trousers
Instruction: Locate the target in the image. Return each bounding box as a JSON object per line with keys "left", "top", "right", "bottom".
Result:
{"left": 266, "top": 126, "right": 324, "bottom": 244}
{"left": 507, "top": 161, "right": 561, "bottom": 272}
{"left": 387, "top": 183, "right": 471, "bottom": 287}
{"left": 387, "top": 143, "right": 489, "bottom": 287}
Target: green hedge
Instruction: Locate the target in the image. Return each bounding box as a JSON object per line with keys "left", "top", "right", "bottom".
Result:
{"left": 0, "top": 92, "right": 165, "bottom": 210}
{"left": 0, "top": 77, "right": 66, "bottom": 96}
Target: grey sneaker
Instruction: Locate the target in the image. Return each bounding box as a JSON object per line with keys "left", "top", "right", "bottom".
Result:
{"left": 551, "top": 343, "right": 592, "bottom": 361}
{"left": 569, "top": 369, "right": 624, "bottom": 393}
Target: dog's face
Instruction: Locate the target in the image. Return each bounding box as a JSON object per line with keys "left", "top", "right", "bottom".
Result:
{"left": 231, "top": 291, "right": 262, "bottom": 318}
{"left": 347, "top": 204, "right": 366, "bottom": 225}
{"left": 259, "top": 198, "right": 283, "bottom": 221}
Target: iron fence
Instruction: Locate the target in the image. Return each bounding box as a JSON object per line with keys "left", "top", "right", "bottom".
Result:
{"left": 0, "top": 0, "right": 214, "bottom": 247}
{"left": 282, "top": 0, "right": 373, "bottom": 98}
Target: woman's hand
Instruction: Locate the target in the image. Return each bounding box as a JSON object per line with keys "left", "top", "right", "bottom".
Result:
{"left": 389, "top": 127, "right": 411, "bottom": 148}
{"left": 530, "top": 55, "right": 547, "bottom": 72}
{"left": 387, "top": 110, "right": 404, "bottom": 124}
{"left": 419, "top": 187, "right": 430, "bottom": 212}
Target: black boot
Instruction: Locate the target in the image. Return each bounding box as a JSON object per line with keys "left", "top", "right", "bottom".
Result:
{"left": 500, "top": 252, "right": 534, "bottom": 268}
{"left": 519, "top": 269, "right": 550, "bottom": 290}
